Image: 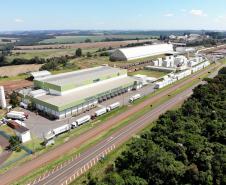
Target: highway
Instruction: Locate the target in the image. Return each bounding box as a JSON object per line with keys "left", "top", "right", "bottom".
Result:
{"left": 0, "top": 62, "right": 222, "bottom": 185}
{"left": 34, "top": 85, "right": 194, "bottom": 185}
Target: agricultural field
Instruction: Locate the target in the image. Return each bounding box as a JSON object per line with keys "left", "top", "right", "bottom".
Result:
{"left": 129, "top": 69, "right": 168, "bottom": 78}
{"left": 0, "top": 37, "right": 18, "bottom": 45}
{"left": 39, "top": 35, "right": 156, "bottom": 44}
{"left": 14, "top": 39, "right": 155, "bottom": 50}
{"left": 0, "top": 64, "right": 41, "bottom": 77}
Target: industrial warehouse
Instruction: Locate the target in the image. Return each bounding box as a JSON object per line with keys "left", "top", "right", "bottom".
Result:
{"left": 20, "top": 66, "right": 139, "bottom": 119}
{"left": 110, "top": 43, "right": 174, "bottom": 61}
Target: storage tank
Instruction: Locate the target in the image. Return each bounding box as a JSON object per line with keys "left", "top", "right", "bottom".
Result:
{"left": 0, "top": 86, "right": 6, "bottom": 109}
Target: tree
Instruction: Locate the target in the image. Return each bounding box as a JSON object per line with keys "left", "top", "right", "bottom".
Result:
{"left": 9, "top": 91, "right": 20, "bottom": 108}
{"left": 75, "top": 48, "right": 82, "bottom": 57}
{"left": 9, "top": 136, "right": 21, "bottom": 152}
{"left": 86, "top": 52, "right": 92, "bottom": 58}
{"left": 85, "top": 38, "right": 92, "bottom": 43}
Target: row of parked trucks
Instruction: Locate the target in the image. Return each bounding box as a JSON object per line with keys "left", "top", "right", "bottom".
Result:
{"left": 44, "top": 102, "right": 121, "bottom": 144}
{"left": 44, "top": 96, "right": 142, "bottom": 145}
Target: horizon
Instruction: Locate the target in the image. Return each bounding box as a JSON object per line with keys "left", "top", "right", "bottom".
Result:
{"left": 0, "top": 0, "right": 226, "bottom": 31}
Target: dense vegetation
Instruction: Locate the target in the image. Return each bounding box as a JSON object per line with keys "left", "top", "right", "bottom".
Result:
{"left": 87, "top": 67, "right": 226, "bottom": 185}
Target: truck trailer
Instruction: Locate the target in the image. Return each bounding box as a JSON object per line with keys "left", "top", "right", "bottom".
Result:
{"left": 52, "top": 124, "right": 71, "bottom": 136}
{"left": 7, "top": 112, "right": 26, "bottom": 121}
{"left": 107, "top": 102, "right": 120, "bottom": 111}
{"left": 129, "top": 94, "right": 141, "bottom": 102}
{"left": 71, "top": 115, "right": 91, "bottom": 128}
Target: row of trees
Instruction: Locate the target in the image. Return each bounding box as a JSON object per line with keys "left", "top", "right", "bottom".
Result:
{"left": 87, "top": 67, "right": 226, "bottom": 185}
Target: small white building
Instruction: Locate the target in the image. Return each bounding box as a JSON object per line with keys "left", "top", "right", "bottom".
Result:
{"left": 14, "top": 126, "right": 31, "bottom": 143}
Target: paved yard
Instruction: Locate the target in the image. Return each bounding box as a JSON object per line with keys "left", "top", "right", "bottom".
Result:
{"left": 22, "top": 83, "right": 155, "bottom": 138}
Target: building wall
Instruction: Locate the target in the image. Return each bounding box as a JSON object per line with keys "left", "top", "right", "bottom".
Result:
{"left": 15, "top": 130, "right": 31, "bottom": 143}
{"left": 35, "top": 84, "right": 134, "bottom": 119}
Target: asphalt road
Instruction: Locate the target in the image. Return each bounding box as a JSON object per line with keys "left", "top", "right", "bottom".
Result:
{"left": 0, "top": 62, "right": 221, "bottom": 185}
{"left": 35, "top": 85, "right": 194, "bottom": 185}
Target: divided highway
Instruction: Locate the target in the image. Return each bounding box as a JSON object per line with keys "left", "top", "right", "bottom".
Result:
{"left": 0, "top": 62, "right": 221, "bottom": 185}
{"left": 34, "top": 86, "right": 194, "bottom": 185}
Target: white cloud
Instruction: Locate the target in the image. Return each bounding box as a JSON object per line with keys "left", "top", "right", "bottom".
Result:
{"left": 190, "top": 9, "right": 207, "bottom": 17}
{"left": 14, "top": 18, "right": 24, "bottom": 23}
{"left": 164, "top": 13, "right": 174, "bottom": 17}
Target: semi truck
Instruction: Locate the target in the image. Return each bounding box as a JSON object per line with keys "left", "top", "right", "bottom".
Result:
{"left": 7, "top": 112, "right": 26, "bottom": 121}
{"left": 92, "top": 108, "right": 107, "bottom": 119}
{"left": 129, "top": 94, "right": 141, "bottom": 103}
{"left": 10, "top": 111, "right": 29, "bottom": 119}
{"left": 71, "top": 115, "right": 91, "bottom": 128}
{"left": 107, "top": 102, "right": 120, "bottom": 111}
{"left": 52, "top": 124, "right": 71, "bottom": 136}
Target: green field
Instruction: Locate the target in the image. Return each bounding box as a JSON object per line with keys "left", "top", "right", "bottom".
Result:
{"left": 129, "top": 69, "right": 168, "bottom": 78}
{"left": 39, "top": 35, "right": 155, "bottom": 44}
{"left": 6, "top": 48, "right": 98, "bottom": 63}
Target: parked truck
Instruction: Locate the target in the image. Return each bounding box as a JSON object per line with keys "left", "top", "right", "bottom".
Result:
{"left": 7, "top": 112, "right": 26, "bottom": 121}
{"left": 10, "top": 111, "right": 29, "bottom": 119}
{"left": 129, "top": 94, "right": 141, "bottom": 103}
{"left": 107, "top": 102, "right": 120, "bottom": 111}
{"left": 92, "top": 107, "right": 107, "bottom": 119}
{"left": 52, "top": 124, "right": 71, "bottom": 136}
{"left": 71, "top": 115, "right": 91, "bottom": 128}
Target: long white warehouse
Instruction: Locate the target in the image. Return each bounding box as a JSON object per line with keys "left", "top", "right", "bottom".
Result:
{"left": 110, "top": 44, "right": 174, "bottom": 61}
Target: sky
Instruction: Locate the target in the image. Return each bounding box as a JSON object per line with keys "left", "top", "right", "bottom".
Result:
{"left": 0, "top": 0, "right": 226, "bottom": 31}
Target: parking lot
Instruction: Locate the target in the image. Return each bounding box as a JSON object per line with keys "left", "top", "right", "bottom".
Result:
{"left": 22, "top": 83, "right": 156, "bottom": 138}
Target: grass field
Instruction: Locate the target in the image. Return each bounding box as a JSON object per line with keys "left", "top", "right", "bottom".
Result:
{"left": 39, "top": 35, "right": 156, "bottom": 44}
{"left": 129, "top": 69, "right": 168, "bottom": 78}
{"left": 8, "top": 48, "right": 98, "bottom": 62}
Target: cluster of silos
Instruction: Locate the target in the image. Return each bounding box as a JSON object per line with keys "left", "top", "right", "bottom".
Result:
{"left": 0, "top": 86, "right": 7, "bottom": 109}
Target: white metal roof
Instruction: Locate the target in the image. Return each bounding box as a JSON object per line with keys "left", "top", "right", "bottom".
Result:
{"left": 116, "top": 44, "right": 174, "bottom": 60}
{"left": 38, "top": 66, "right": 123, "bottom": 87}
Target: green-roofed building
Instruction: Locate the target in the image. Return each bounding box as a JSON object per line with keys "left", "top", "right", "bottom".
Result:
{"left": 21, "top": 66, "right": 138, "bottom": 119}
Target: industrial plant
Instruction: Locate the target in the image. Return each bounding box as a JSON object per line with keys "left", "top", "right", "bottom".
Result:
{"left": 19, "top": 66, "right": 140, "bottom": 119}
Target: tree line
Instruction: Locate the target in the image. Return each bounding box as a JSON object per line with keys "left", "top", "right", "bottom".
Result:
{"left": 87, "top": 67, "right": 226, "bottom": 185}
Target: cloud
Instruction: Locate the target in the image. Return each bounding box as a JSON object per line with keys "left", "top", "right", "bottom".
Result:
{"left": 14, "top": 18, "right": 24, "bottom": 23}
{"left": 164, "top": 13, "right": 174, "bottom": 17}
{"left": 190, "top": 9, "right": 207, "bottom": 17}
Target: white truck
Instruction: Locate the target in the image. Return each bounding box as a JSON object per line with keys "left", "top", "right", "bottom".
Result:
{"left": 52, "top": 124, "right": 71, "bottom": 136}
{"left": 95, "top": 108, "right": 107, "bottom": 117}
{"left": 7, "top": 112, "right": 26, "bottom": 121}
{"left": 10, "top": 111, "right": 29, "bottom": 119}
{"left": 107, "top": 102, "right": 120, "bottom": 111}
{"left": 71, "top": 115, "right": 91, "bottom": 128}
{"left": 129, "top": 94, "right": 141, "bottom": 103}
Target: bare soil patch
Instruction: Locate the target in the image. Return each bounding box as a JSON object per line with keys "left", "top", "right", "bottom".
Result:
{"left": 0, "top": 64, "right": 41, "bottom": 77}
